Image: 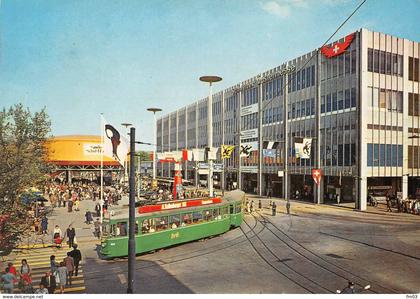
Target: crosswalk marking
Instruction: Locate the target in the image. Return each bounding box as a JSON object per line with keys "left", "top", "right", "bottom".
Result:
{"left": 9, "top": 247, "right": 86, "bottom": 294}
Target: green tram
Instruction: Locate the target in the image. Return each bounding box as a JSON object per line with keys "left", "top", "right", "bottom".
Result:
{"left": 100, "top": 190, "right": 245, "bottom": 258}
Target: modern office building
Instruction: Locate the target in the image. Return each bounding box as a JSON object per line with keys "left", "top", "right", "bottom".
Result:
{"left": 156, "top": 28, "right": 420, "bottom": 210}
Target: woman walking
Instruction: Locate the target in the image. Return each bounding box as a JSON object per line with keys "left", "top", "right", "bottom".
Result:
{"left": 56, "top": 262, "right": 68, "bottom": 293}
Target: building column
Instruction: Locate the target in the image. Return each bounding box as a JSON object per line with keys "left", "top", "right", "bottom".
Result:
{"left": 357, "top": 176, "right": 367, "bottom": 210}
{"left": 402, "top": 175, "right": 408, "bottom": 200}
{"left": 258, "top": 82, "right": 263, "bottom": 196}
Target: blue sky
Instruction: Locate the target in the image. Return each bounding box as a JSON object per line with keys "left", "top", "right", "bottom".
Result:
{"left": 0, "top": 0, "right": 419, "bottom": 150}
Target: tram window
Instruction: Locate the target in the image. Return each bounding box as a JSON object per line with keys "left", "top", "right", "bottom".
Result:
{"left": 222, "top": 207, "right": 228, "bottom": 217}
{"left": 230, "top": 205, "right": 234, "bottom": 214}
{"left": 169, "top": 215, "right": 180, "bottom": 229}
{"left": 192, "top": 211, "right": 202, "bottom": 223}
{"left": 181, "top": 213, "right": 192, "bottom": 226}
{"left": 142, "top": 219, "right": 155, "bottom": 234}
{"left": 213, "top": 208, "right": 221, "bottom": 220}
{"left": 155, "top": 216, "right": 168, "bottom": 231}
{"left": 235, "top": 204, "right": 242, "bottom": 213}
{"left": 203, "top": 210, "right": 213, "bottom": 221}
{"left": 116, "top": 222, "right": 127, "bottom": 237}
{"left": 135, "top": 221, "right": 139, "bottom": 235}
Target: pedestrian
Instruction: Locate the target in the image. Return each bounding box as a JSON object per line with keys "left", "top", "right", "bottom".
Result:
{"left": 40, "top": 271, "right": 56, "bottom": 294}
{"left": 286, "top": 200, "right": 291, "bottom": 215}
{"left": 250, "top": 200, "right": 254, "bottom": 213}
{"left": 19, "top": 259, "right": 32, "bottom": 286}
{"left": 386, "top": 196, "right": 392, "bottom": 212}
{"left": 258, "top": 200, "right": 262, "bottom": 210}
{"left": 7, "top": 263, "right": 18, "bottom": 285}
{"left": 66, "top": 224, "right": 76, "bottom": 248}
{"left": 34, "top": 283, "right": 49, "bottom": 294}
{"left": 74, "top": 198, "right": 80, "bottom": 212}
{"left": 95, "top": 203, "right": 101, "bottom": 218}
{"left": 341, "top": 281, "right": 356, "bottom": 294}
{"left": 246, "top": 200, "right": 251, "bottom": 213}
{"left": 1, "top": 267, "right": 16, "bottom": 294}
{"left": 67, "top": 199, "right": 73, "bottom": 212}
{"left": 69, "top": 245, "right": 82, "bottom": 277}
{"left": 52, "top": 225, "right": 62, "bottom": 248}
{"left": 56, "top": 262, "right": 68, "bottom": 294}
{"left": 63, "top": 252, "right": 74, "bottom": 286}
{"left": 94, "top": 218, "right": 101, "bottom": 239}
{"left": 85, "top": 211, "right": 93, "bottom": 224}
{"left": 50, "top": 255, "right": 58, "bottom": 274}
{"left": 41, "top": 215, "right": 48, "bottom": 235}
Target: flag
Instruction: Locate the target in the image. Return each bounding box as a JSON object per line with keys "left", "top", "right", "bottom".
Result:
{"left": 295, "top": 138, "right": 312, "bottom": 159}
{"left": 103, "top": 122, "right": 129, "bottom": 167}
{"left": 321, "top": 33, "right": 355, "bottom": 58}
{"left": 182, "top": 149, "right": 193, "bottom": 161}
{"left": 263, "top": 141, "right": 279, "bottom": 150}
{"left": 312, "top": 169, "right": 322, "bottom": 185}
{"left": 240, "top": 144, "right": 252, "bottom": 158}
{"left": 206, "top": 147, "right": 218, "bottom": 160}
{"left": 192, "top": 148, "right": 205, "bottom": 162}
{"left": 221, "top": 145, "right": 235, "bottom": 159}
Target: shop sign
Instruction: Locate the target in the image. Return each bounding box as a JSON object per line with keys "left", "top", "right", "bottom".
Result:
{"left": 241, "top": 166, "right": 258, "bottom": 173}
{"left": 83, "top": 143, "right": 102, "bottom": 156}
{"left": 240, "top": 103, "right": 258, "bottom": 117}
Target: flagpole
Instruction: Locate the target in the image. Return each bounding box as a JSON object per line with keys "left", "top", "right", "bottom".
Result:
{"left": 100, "top": 113, "right": 104, "bottom": 228}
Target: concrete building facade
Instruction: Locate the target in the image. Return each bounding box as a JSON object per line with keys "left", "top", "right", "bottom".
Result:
{"left": 156, "top": 28, "right": 420, "bottom": 210}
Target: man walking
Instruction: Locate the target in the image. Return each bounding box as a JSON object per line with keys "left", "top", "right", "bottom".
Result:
{"left": 63, "top": 252, "right": 74, "bottom": 286}
{"left": 41, "top": 215, "right": 48, "bottom": 235}
{"left": 69, "top": 245, "right": 82, "bottom": 277}
{"left": 66, "top": 224, "right": 76, "bottom": 248}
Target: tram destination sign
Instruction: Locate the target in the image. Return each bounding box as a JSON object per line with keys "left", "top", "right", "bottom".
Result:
{"left": 138, "top": 197, "right": 222, "bottom": 213}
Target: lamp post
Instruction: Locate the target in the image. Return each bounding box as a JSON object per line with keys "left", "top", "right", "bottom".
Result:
{"left": 147, "top": 108, "right": 162, "bottom": 182}
{"left": 127, "top": 127, "right": 136, "bottom": 294}
{"left": 200, "top": 75, "right": 222, "bottom": 197}
{"left": 121, "top": 123, "right": 132, "bottom": 182}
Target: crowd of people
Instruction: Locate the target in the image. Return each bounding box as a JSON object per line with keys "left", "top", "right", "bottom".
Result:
{"left": 0, "top": 245, "right": 82, "bottom": 294}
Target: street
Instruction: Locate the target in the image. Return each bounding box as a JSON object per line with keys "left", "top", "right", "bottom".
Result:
{"left": 9, "top": 195, "right": 417, "bottom": 294}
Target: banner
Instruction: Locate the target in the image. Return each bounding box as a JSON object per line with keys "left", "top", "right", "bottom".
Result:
{"left": 192, "top": 148, "right": 205, "bottom": 162}
{"left": 103, "top": 123, "right": 129, "bottom": 167}
{"left": 263, "top": 149, "right": 276, "bottom": 158}
{"left": 182, "top": 149, "right": 193, "bottom": 161}
{"left": 295, "top": 138, "right": 312, "bottom": 159}
{"left": 312, "top": 169, "right": 322, "bottom": 185}
{"left": 221, "top": 145, "right": 235, "bottom": 159}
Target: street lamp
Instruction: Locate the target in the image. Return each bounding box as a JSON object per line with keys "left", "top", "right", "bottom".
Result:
{"left": 147, "top": 108, "right": 162, "bottom": 182}
{"left": 200, "top": 75, "right": 222, "bottom": 197}
{"left": 121, "top": 123, "right": 133, "bottom": 182}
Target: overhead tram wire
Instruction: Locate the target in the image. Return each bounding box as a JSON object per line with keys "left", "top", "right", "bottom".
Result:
{"left": 261, "top": 0, "right": 368, "bottom": 112}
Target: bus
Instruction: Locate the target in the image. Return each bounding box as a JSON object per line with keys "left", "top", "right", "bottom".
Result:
{"left": 100, "top": 190, "right": 245, "bottom": 258}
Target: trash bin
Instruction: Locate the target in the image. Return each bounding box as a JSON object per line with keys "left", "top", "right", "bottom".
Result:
{"left": 272, "top": 202, "right": 277, "bottom": 216}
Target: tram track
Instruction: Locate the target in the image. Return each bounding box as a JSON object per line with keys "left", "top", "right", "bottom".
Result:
{"left": 254, "top": 211, "right": 404, "bottom": 294}
{"left": 240, "top": 215, "right": 331, "bottom": 294}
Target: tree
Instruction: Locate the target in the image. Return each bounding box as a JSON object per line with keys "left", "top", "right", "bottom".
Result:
{"left": 136, "top": 151, "right": 152, "bottom": 162}
{"left": 0, "top": 104, "right": 52, "bottom": 255}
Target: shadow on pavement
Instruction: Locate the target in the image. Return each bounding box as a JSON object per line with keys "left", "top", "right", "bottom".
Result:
{"left": 83, "top": 256, "right": 193, "bottom": 293}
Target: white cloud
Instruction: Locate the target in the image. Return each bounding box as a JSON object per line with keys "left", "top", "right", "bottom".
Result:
{"left": 261, "top": 1, "right": 291, "bottom": 18}
{"left": 261, "top": 0, "right": 348, "bottom": 18}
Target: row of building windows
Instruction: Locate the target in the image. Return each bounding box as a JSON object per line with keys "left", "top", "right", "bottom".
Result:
{"left": 408, "top": 93, "right": 420, "bottom": 116}
{"left": 289, "top": 98, "right": 315, "bottom": 119}
{"left": 367, "top": 124, "right": 403, "bottom": 132}
{"left": 321, "top": 88, "right": 357, "bottom": 113}
{"left": 263, "top": 76, "right": 284, "bottom": 101}
{"left": 408, "top": 57, "right": 419, "bottom": 82}
{"left": 213, "top": 101, "right": 222, "bottom": 116}
{"left": 241, "top": 113, "right": 258, "bottom": 131}
{"left": 321, "top": 50, "right": 357, "bottom": 81}
{"left": 263, "top": 107, "right": 282, "bottom": 124}
{"left": 225, "top": 94, "right": 238, "bottom": 112}
{"left": 321, "top": 143, "right": 356, "bottom": 166}
{"left": 288, "top": 65, "right": 315, "bottom": 93}
{"left": 199, "top": 106, "right": 207, "bottom": 120}
{"left": 367, "top": 143, "right": 403, "bottom": 167}
{"left": 408, "top": 146, "right": 420, "bottom": 169}
{"left": 367, "top": 87, "right": 403, "bottom": 113}
{"left": 367, "top": 48, "right": 403, "bottom": 76}
{"left": 242, "top": 87, "right": 258, "bottom": 107}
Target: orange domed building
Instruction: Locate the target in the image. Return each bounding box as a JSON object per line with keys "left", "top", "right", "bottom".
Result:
{"left": 46, "top": 135, "right": 122, "bottom": 181}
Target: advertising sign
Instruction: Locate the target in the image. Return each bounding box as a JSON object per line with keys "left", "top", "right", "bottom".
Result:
{"left": 240, "top": 103, "right": 258, "bottom": 117}
{"left": 83, "top": 143, "right": 103, "bottom": 156}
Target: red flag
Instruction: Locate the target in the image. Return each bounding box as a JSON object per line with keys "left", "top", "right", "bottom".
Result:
{"left": 312, "top": 169, "right": 322, "bottom": 185}
{"left": 149, "top": 152, "right": 154, "bottom": 161}
{"left": 321, "top": 33, "right": 355, "bottom": 58}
